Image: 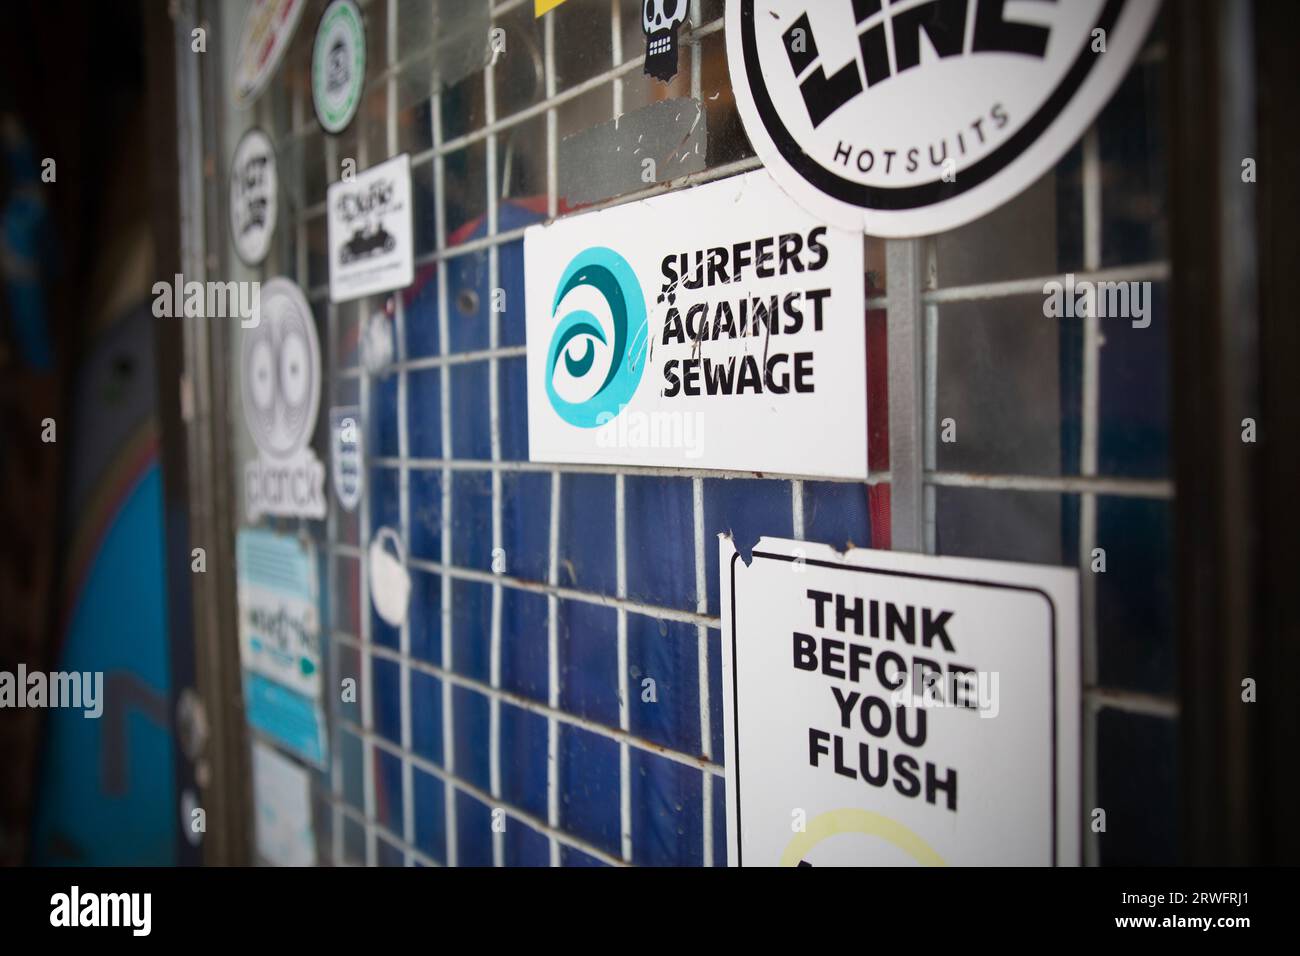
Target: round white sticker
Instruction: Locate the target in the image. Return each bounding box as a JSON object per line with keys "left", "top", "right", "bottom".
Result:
{"left": 726, "top": 0, "right": 1161, "bottom": 237}
{"left": 369, "top": 527, "right": 411, "bottom": 628}
{"left": 230, "top": 128, "right": 278, "bottom": 266}
{"left": 241, "top": 278, "right": 321, "bottom": 461}
{"left": 312, "top": 0, "right": 366, "bottom": 134}
{"left": 232, "top": 0, "right": 307, "bottom": 107}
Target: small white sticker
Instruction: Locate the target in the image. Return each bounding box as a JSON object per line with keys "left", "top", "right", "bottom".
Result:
{"left": 230, "top": 128, "right": 278, "bottom": 267}
{"left": 369, "top": 527, "right": 411, "bottom": 628}
{"left": 359, "top": 307, "right": 396, "bottom": 375}
{"left": 524, "top": 170, "right": 867, "bottom": 478}
{"left": 312, "top": 0, "right": 366, "bottom": 135}
{"left": 252, "top": 741, "right": 317, "bottom": 867}
{"left": 327, "top": 153, "right": 415, "bottom": 303}
{"left": 330, "top": 406, "right": 363, "bottom": 512}
{"left": 721, "top": 536, "right": 1080, "bottom": 866}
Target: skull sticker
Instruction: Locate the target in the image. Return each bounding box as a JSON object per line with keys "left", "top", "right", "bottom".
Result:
{"left": 642, "top": 0, "right": 688, "bottom": 82}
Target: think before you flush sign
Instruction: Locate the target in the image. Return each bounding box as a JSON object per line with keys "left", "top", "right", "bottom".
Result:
{"left": 524, "top": 170, "right": 867, "bottom": 478}
{"left": 721, "top": 536, "right": 1080, "bottom": 866}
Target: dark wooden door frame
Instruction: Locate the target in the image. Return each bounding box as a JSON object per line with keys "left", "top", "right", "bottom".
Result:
{"left": 1170, "top": 0, "right": 1299, "bottom": 865}
{"left": 1249, "top": 0, "right": 1300, "bottom": 866}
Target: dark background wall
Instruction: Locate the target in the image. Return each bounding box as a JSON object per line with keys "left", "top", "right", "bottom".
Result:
{"left": 0, "top": 0, "right": 158, "bottom": 866}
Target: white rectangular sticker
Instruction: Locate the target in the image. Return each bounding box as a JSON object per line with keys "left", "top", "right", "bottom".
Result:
{"left": 327, "top": 153, "right": 414, "bottom": 303}
{"left": 524, "top": 170, "right": 867, "bottom": 477}
{"left": 721, "top": 536, "right": 1080, "bottom": 866}
{"left": 253, "top": 741, "right": 317, "bottom": 867}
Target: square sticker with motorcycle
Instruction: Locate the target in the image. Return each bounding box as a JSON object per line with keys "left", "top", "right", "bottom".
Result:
{"left": 327, "top": 152, "right": 414, "bottom": 303}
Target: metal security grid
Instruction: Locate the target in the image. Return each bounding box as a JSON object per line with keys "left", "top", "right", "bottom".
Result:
{"left": 223, "top": 0, "right": 1177, "bottom": 866}
{"left": 320, "top": 0, "right": 779, "bottom": 869}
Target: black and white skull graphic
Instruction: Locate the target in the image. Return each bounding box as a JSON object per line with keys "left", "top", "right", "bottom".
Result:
{"left": 643, "top": 0, "right": 688, "bottom": 82}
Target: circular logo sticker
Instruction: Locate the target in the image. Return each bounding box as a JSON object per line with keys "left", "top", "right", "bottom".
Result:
{"left": 232, "top": 0, "right": 307, "bottom": 107}
{"left": 230, "top": 128, "right": 278, "bottom": 266}
{"left": 545, "top": 247, "right": 649, "bottom": 429}
{"left": 241, "top": 278, "right": 321, "bottom": 460}
{"left": 312, "top": 0, "right": 366, "bottom": 134}
{"left": 726, "top": 0, "right": 1161, "bottom": 237}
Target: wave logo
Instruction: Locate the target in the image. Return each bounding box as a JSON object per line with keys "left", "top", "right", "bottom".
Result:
{"left": 545, "top": 247, "right": 649, "bottom": 428}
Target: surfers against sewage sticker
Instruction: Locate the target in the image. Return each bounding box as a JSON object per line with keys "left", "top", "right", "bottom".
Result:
{"left": 725, "top": 0, "right": 1161, "bottom": 236}
{"left": 524, "top": 170, "right": 866, "bottom": 478}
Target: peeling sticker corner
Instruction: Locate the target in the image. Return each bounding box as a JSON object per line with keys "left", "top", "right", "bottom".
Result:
{"left": 718, "top": 530, "right": 753, "bottom": 569}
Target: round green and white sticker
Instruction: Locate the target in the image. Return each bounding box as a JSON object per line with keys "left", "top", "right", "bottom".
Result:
{"left": 312, "top": 0, "right": 366, "bottom": 135}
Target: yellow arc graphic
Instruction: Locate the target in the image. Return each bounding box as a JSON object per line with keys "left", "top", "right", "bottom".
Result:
{"left": 780, "top": 809, "right": 947, "bottom": 867}
{"left": 535, "top": 0, "right": 568, "bottom": 16}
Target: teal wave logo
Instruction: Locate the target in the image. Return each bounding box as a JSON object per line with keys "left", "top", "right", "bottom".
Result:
{"left": 545, "top": 247, "right": 648, "bottom": 428}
